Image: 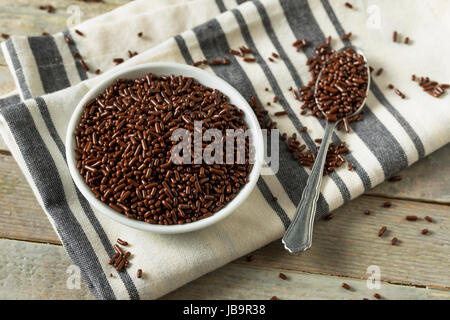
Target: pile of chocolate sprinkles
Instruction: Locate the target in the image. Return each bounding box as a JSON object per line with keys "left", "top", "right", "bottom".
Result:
{"left": 313, "top": 47, "right": 369, "bottom": 122}
{"left": 413, "top": 75, "right": 449, "bottom": 98}
{"left": 297, "top": 38, "right": 365, "bottom": 131}
{"left": 229, "top": 46, "right": 256, "bottom": 63}
{"left": 75, "top": 73, "right": 252, "bottom": 225}
{"left": 108, "top": 238, "right": 131, "bottom": 272}
{"left": 249, "top": 95, "right": 349, "bottom": 175}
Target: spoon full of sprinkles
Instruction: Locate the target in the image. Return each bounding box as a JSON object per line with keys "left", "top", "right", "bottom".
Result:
{"left": 282, "top": 46, "right": 370, "bottom": 254}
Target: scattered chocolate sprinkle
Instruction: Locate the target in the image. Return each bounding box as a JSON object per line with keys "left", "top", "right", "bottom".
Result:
{"left": 373, "top": 293, "right": 382, "bottom": 299}
{"left": 75, "top": 29, "right": 84, "bottom": 36}
{"left": 95, "top": 69, "right": 101, "bottom": 75}
{"left": 65, "top": 36, "right": 72, "bottom": 44}
{"left": 342, "top": 283, "right": 351, "bottom": 290}
{"left": 424, "top": 216, "right": 432, "bottom": 222}
{"left": 388, "top": 84, "right": 394, "bottom": 89}
{"left": 376, "top": 68, "right": 384, "bottom": 76}
{"left": 344, "top": 2, "right": 353, "bottom": 9}
{"left": 270, "top": 296, "right": 279, "bottom": 300}
{"left": 341, "top": 32, "right": 352, "bottom": 40}
{"left": 243, "top": 57, "right": 256, "bottom": 63}
{"left": 421, "top": 229, "right": 429, "bottom": 235}
{"left": 378, "top": 226, "right": 387, "bottom": 237}
{"left": 128, "top": 50, "right": 138, "bottom": 58}
{"left": 382, "top": 201, "right": 392, "bottom": 208}
{"left": 279, "top": 273, "right": 287, "bottom": 280}
{"left": 42, "top": 32, "right": 49, "bottom": 36}
{"left": 1, "top": 33, "right": 10, "bottom": 39}
{"left": 274, "top": 111, "right": 288, "bottom": 116}
{"left": 137, "top": 32, "right": 143, "bottom": 37}
{"left": 79, "top": 59, "right": 89, "bottom": 71}
{"left": 113, "top": 58, "right": 124, "bottom": 65}
{"left": 405, "top": 215, "right": 418, "bottom": 221}
{"left": 268, "top": 57, "right": 275, "bottom": 62}
{"left": 404, "top": 37, "right": 409, "bottom": 44}
{"left": 393, "top": 31, "right": 398, "bottom": 42}
{"left": 272, "top": 52, "right": 279, "bottom": 59}
{"left": 117, "top": 238, "right": 128, "bottom": 246}
{"left": 229, "top": 49, "right": 240, "bottom": 55}
{"left": 388, "top": 175, "right": 402, "bottom": 182}
{"left": 137, "top": 269, "right": 142, "bottom": 278}
{"left": 394, "top": 88, "right": 406, "bottom": 99}
{"left": 364, "top": 210, "right": 371, "bottom": 215}
{"left": 391, "top": 237, "right": 398, "bottom": 245}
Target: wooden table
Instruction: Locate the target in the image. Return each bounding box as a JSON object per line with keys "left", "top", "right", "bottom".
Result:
{"left": 0, "top": 0, "right": 449, "bottom": 300}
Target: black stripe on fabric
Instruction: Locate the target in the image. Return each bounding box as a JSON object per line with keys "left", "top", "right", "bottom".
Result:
{"left": 191, "top": 19, "right": 329, "bottom": 217}
{"left": 27, "top": 36, "right": 71, "bottom": 94}
{"left": 174, "top": 35, "right": 194, "bottom": 65}
{"left": 251, "top": 0, "right": 371, "bottom": 192}
{"left": 230, "top": 7, "right": 350, "bottom": 203}
{"left": 0, "top": 94, "right": 21, "bottom": 108}
{"left": 0, "top": 100, "right": 115, "bottom": 300}
{"left": 279, "top": 0, "right": 409, "bottom": 177}
{"left": 34, "top": 97, "right": 140, "bottom": 300}
{"left": 4, "top": 39, "right": 32, "bottom": 99}
{"left": 62, "top": 31, "right": 89, "bottom": 82}
{"left": 215, "top": 0, "right": 227, "bottom": 12}
{"left": 320, "top": 0, "right": 425, "bottom": 159}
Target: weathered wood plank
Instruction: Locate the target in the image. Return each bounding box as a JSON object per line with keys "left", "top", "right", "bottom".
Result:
{"left": 367, "top": 144, "right": 450, "bottom": 204}
{"left": 0, "top": 0, "right": 129, "bottom": 65}
{"left": 2, "top": 238, "right": 448, "bottom": 300}
{"left": 1, "top": 153, "right": 449, "bottom": 289}
{"left": 164, "top": 264, "right": 450, "bottom": 300}
{"left": 0, "top": 153, "right": 59, "bottom": 244}
{"left": 0, "top": 239, "right": 94, "bottom": 299}
{"left": 234, "top": 195, "right": 450, "bottom": 289}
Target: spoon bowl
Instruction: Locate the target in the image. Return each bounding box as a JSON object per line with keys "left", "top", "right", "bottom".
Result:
{"left": 314, "top": 46, "right": 371, "bottom": 121}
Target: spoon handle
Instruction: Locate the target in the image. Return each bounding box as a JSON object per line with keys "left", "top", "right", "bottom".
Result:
{"left": 282, "top": 121, "right": 337, "bottom": 254}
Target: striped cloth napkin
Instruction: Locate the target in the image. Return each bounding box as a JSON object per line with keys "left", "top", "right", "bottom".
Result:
{"left": 0, "top": 0, "right": 449, "bottom": 299}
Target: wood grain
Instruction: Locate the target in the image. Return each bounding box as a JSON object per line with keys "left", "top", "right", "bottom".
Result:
{"left": 234, "top": 195, "right": 450, "bottom": 289}
{"left": 367, "top": 144, "right": 450, "bottom": 204}
{"left": 164, "top": 264, "right": 450, "bottom": 300}
{"left": 0, "top": 239, "right": 94, "bottom": 299}
{"left": 1, "top": 153, "right": 449, "bottom": 289}
{"left": 2, "top": 238, "right": 448, "bottom": 300}
{"left": 0, "top": 153, "right": 59, "bottom": 244}
{"left": 0, "top": 0, "right": 129, "bottom": 65}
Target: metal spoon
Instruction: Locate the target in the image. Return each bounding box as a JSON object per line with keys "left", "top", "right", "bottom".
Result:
{"left": 282, "top": 46, "right": 371, "bottom": 254}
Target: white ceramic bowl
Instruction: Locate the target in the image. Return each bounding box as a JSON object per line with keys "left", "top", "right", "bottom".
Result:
{"left": 66, "top": 62, "right": 263, "bottom": 234}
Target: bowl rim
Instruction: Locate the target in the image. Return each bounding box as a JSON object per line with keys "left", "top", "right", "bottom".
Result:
{"left": 65, "top": 62, "right": 264, "bottom": 234}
